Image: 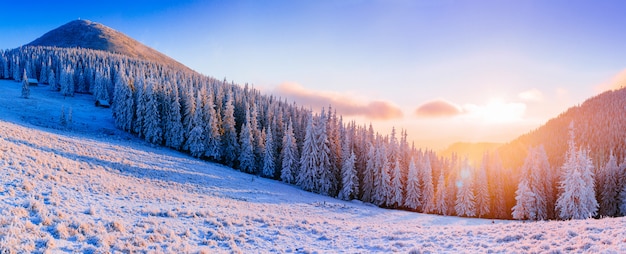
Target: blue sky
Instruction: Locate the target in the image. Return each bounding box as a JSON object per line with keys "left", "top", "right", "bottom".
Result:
{"left": 2, "top": 0, "right": 625, "bottom": 149}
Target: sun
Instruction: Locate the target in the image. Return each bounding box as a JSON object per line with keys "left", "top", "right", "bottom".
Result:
{"left": 465, "top": 98, "right": 526, "bottom": 124}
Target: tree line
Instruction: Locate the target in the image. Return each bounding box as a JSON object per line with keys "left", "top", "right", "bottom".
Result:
{"left": 2, "top": 46, "right": 626, "bottom": 220}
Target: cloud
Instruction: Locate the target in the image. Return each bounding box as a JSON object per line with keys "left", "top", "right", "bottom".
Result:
{"left": 415, "top": 99, "right": 462, "bottom": 118}
{"left": 518, "top": 89, "right": 543, "bottom": 101}
{"left": 275, "top": 82, "right": 403, "bottom": 120}
{"left": 595, "top": 68, "right": 626, "bottom": 93}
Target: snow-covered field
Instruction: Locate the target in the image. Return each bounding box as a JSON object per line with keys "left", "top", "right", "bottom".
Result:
{"left": 0, "top": 79, "right": 625, "bottom": 253}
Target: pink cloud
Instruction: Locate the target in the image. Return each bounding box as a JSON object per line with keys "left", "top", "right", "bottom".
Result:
{"left": 275, "top": 82, "right": 403, "bottom": 120}
{"left": 415, "top": 99, "right": 462, "bottom": 118}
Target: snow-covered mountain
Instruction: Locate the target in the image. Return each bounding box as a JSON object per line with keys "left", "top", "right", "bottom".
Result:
{"left": 27, "top": 19, "right": 189, "bottom": 71}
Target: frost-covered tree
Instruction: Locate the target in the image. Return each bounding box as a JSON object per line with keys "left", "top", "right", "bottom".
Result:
{"left": 490, "top": 155, "right": 508, "bottom": 219}
{"left": 338, "top": 151, "right": 357, "bottom": 201}
{"left": 475, "top": 163, "right": 490, "bottom": 218}
{"left": 361, "top": 143, "right": 376, "bottom": 203}
{"left": 142, "top": 80, "right": 163, "bottom": 144}
{"left": 262, "top": 126, "right": 276, "bottom": 178}
{"left": 556, "top": 123, "right": 598, "bottom": 220}
{"left": 220, "top": 90, "right": 238, "bottom": 167}
{"left": 455, "top": 159, "right": 476, "bottom": 217}
{"left": 186, "top": 95, "right": 205, "bottom": 157}
{"left": 514, "top": 146, "right": 552, "bottom": 220}
{"left": 202, "top": 88, "right": 221, "bottom": 160}
{"left": 420, "top": 153, "right": 436, "bottom": 213}
{"left": 297, "top": 114, "right": 318, "bottom": 192}
{"left": 164, "top": 83, "right": 184, "bottom": 150}
{"left": 512, "top": 179, "right": 536, "bottom": 220}
{"left": 280, "top": 120, "right": 298, "bottom": 184}
{"left": 113, "top": 74, "right": 134, "bottom": 132}
{"left": 620, "top": 184, "right": 626, "bottom": 216}
{"left": 435, "top": 170, "right": 447, "bottom": 215}
{"left": 48, "top": 69, "right": 56, "bottom": 91}
{"left": 60, "top": 66, "right": 74, "bottom": 96}
{"left": 388, "top": 158, "right": 403, "bottom": 208}
{"left": 598, "top": 151, "right": 620, "bottom": 217}
{"left": 315, "top": 109, "right": 333, "bottom": 196}
{"left": 404, "top": 157, "right": 421, "bottom": 210}
{"left": 238, "top": 107, "right": 256, "bottom": 173}
{"left": 21, "top": 69, "right": 29, "bottom": 99}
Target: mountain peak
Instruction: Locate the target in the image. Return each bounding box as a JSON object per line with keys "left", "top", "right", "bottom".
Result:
{"left": 27, "top": 19, "right": 188, "bottom": 70}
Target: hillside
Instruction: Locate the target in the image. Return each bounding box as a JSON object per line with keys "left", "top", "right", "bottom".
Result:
{"left": 497, "top": 87, "right": 626, "bottom": 171}
{"left": 1, "top": 80, "right": 625, "bottom": 253}
{"left": 27, "top": 19, "right": 189, "bottom": 71}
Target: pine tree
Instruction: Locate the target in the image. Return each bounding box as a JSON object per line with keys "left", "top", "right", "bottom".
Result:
{"left": 164, "top": 84, "right": 184, "bottom": 150}
{"left": 186, "top": 96, "right": 205, "bottom": 158}
{"left": 297, "top": 114, "right": 318, "bottom": 192}
{"left": 403, "top": 157, "right": 421, "bottom": 210}
{"left": 60, "top": 66, "right": 74, "bottom": 97}
{"left": 338, "top": 151, "right": 357, "bottom": 200}
{"left": 556, "top": 123, "right": 598, "bottom": 220}
{"left": 475, "top": 163, "right": 490, "bottom": 218}
{"left": 238, "top": 108, "right": 256, "bottom": 173}
{"left": 420, "top": 153, "right": 436, "bottom": 213}
{"left": 113, "top": 74, "right": 134, "bottom": 132}
{"left": 220, "top": 90, "right": 239, "bottom": 167}
{"left": 512, "top": 179, "right": 536, "bottom": 220}
{"left": 620, "top": 184, "right": 626, "bottom": 216}
{"left": 143, "top": 81, "right": 163, "bottom": 144}
{"left": 455, "top": 158, "right": 476, "bottom": 217}
{"left": 435, "top": 170, "right": 447, "bottom": 215}
{"left": 315, "top": 110, "right": 333, "bottom": 196}
{"left": 489, "top": 155, "right": 508, "bottom": 219}
{"left": 202, "top": 88, "right": 221, "bottom": 160}
{"left": 280, "top": 120, "right": 298, "bottom": 184}
{"left": 21, "top": 69, "right": 29, "bottom": 99}
{"left": 48, "top": 69, "right": 56, "bottom": 91}
{"left": 361, "top": 143, "right": 376, "bottom": 203}
{"left": 262, "top": 126, "right": 276, "bottom": 178}
{"left": 389, "top": 158, "right": 403, "bottom": 208}
{"left": 598, "top": 151, "right": 620, "bottom": 217}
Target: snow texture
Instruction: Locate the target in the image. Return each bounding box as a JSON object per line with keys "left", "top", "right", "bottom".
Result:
{"left": 1, "top": 80, "right": 625, "bottom": 252}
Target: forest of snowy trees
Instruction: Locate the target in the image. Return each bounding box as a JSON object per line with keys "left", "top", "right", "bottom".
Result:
{"left": 2, "top": 46, "right": 626, "bottom": 220}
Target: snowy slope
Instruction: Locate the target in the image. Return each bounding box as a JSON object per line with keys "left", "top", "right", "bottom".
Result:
{"left": 0, "top": 79, "right": 624, "bottom": 253}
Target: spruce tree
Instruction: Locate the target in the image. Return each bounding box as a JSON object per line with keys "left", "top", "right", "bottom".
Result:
{"left": 297, "top": 114, "right": 318, "bottom": 192}
{"left": 404, "top": 157, "right": 421, "bottom": 210}
{"left": 280, "top": 120, "right": 298, "bottom": 184}
{"left": 435, "top": 170, "right": 447, "bottom": 215}
{"left": 220, "top": 90, "right": 239, "bottom": 167}
{"left": 455, "top": 159, "right": 476, "bottom": 217}
{"left": 420, "top": 153, "right": 436, "bottom": 213}
{"left": 599, "top": 151, "right": 620, "bottom": 217}
{"left": 512, "top": 179, "right": 536, "bottom": 220}
{"left": 556, "top": 123, "right": 598, "bottom": 220}
{"left": 238, "top": 108, "right": 255, "bottom": 173}
{"left": 338, "top": 151, "right": 357, "bottom": 201}
{"left": 475, "top": 163, "right": 490, "bottom": 218}
{"left": 262, "top": 126, "right": 276, "bottom": 178}
{"left": 21, "top": 69, "right": 29, "bottom": 99}
{"left": 389, "top": 158, "right": 403, "bottom": 208}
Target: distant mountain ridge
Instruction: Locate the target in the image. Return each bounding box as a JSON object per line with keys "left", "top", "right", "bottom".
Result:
{"left": 498, "top": 87, "right": 626, "bottom": 171}
{"left": 440, "top": 142, "right": 502, "bottom": 165}
{"left": 27, "top": 19, "right": 189, "bottom": 71}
